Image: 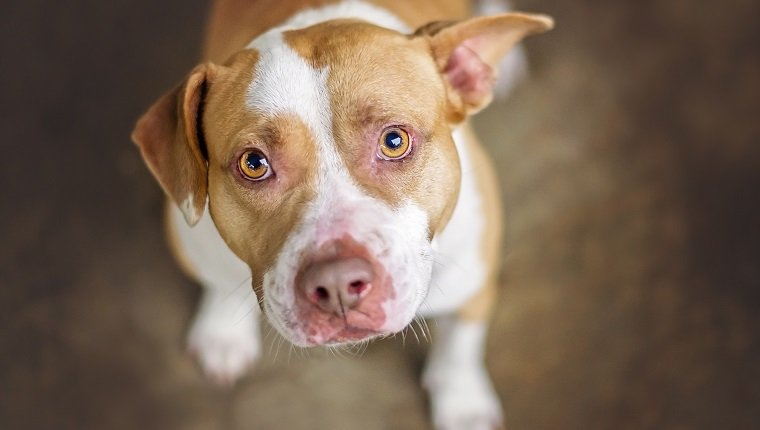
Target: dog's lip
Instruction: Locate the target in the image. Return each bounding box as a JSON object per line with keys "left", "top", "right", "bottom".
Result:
{"left": 309, "top": 326, "right": 384, "bottom": 346}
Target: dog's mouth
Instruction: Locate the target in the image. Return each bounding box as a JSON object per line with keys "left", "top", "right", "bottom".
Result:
{"left": 313, "top": 325, "right": 385, "bottom": 346}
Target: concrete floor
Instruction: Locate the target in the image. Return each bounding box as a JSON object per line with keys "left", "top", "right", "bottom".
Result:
{"left": 1, "top": 0, "right": 758, "bottom": 429}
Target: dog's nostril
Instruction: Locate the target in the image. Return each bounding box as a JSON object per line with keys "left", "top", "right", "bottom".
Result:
{"left": 314, "top": 286, "right": 330, "bottom": 301}
{"left": 349, "top": 280, "right": 368, "bottom": 295}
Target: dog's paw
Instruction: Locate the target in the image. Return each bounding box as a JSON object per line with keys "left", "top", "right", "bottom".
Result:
{"left": 187, "top": 311, "right": 260, "bottom": 386}
{"left": 425, "top": 367, "right": 504, "bottom": 430}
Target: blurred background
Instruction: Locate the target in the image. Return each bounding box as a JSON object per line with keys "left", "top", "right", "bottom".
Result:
{"left": 1, "top": 0, "right": 758, "bottom": 429}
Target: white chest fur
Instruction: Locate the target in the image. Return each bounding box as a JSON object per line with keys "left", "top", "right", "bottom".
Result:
{"left": 419, "top": 127, "right": 487, "bottom": 317}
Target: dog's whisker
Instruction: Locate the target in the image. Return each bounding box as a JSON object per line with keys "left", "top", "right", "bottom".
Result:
{"left": 264, "top": 324, "right": 274, "bottom": 354}
{"left": 432, "top": 254, "right": 467, "bottom": 275}
{"left": 267, "top": 333, "right": 277, "bottom": 359}
{"left": 272, "top": 338, "right": 280, "bottom": 362}
{"left": 410, "top": 322, "right": 421, "bottom": 344}
{"left": 331, "top": 345, "right": 346, "bottom": 360}
{"left": 287, "top": 343, "right": 295, "bottom": 364}
{"left": 421, "top": 318, "right": 432, "bottom": 341}
{"left": 420, "top": 298, "right": 435, "bottom": 315}
{"left": 232, "top": 304, "right": 257, "bottom": 327}
{"left": 273, "top": 334, "right": 283, "bottom": 362}
{"left": 272, "top": 332, "right": 285, "bottom": 363}
{"left": 220, "top": 276, "right": 253, "bottom": 304}
{"left": 357, "top": 340, "right": 370, "bottom": 356}
{"left": 415, "top": 317, "right": 430, "bottom": 343}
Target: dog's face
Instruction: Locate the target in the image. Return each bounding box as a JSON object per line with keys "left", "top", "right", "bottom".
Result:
{"left": 133, "top": 15, "right": 552, "bottom": 346}
{"left": 206, "top": 22, "right": 460, "bottom": 345}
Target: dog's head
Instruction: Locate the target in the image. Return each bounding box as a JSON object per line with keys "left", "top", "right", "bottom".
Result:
{"left": 132, "top": 13, "right": 552, "bottom": 346}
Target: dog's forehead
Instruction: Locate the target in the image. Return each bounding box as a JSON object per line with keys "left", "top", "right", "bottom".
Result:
{"left": 243, "top": 20, "right": 441, "bottom": 132}
{"left": 244, "top": 28, "right": 333, "bottom": 164}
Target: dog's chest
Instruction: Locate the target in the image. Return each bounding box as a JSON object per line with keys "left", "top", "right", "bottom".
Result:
{"left": 420, "top": 127, "right": 487, "bottom": 316}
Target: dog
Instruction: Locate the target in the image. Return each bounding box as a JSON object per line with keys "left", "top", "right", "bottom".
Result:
{"left": 132, "top": 0, "right": 552, "bottom": 428}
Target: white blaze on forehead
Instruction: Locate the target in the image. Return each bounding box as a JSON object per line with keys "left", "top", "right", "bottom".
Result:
{"left": 245, "top": 29, "right": 353, "bottom": 204}
{"left": 246, "top": 32, "right": 335, "bottom": 167}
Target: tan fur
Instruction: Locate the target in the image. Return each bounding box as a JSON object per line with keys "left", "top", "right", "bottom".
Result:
{"left": 368, "top": 0, "right": 470, "bottom": 28}
{"left": 426, "top": 14, "right": 554, "bottom": 120}
{"left": 428, "top": 13, "right": 554, "bottom": 70}
{"left": 204, "top": 0, "right": 333, "bottom": 62}
{"left": 202, "top": 0, "right": 473, "bottom": 63}
{"left": 132, "top": 64, "right": 216, "bottom": 225}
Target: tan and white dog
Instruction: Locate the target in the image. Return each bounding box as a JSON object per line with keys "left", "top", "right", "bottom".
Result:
{"left": 132, "top": 0, "right": 552, "bottom": 428}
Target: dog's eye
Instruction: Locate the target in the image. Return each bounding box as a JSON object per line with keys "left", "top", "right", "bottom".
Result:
{"left": 378, "top": 127, "right": 411, "bottom": 160}
{"left": 238, "top": 150, "right": 272, "bottom": 180}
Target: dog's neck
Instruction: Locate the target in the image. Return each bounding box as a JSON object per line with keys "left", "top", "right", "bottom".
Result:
{"left": 244, "top": 1, "right": 410, "bottom": 56}
{"left": 203, "top": 0, "right": 471, "bottom": 63}
{"left": 252, "top": 1, "right": 410, "bottom": 37}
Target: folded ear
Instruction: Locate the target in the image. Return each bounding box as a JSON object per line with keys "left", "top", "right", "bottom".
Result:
{"left": 131, "top": 64, "right": 217, "bottom": 226}
{"left": 415, "top": 13, "right": 554, "bottom": 120}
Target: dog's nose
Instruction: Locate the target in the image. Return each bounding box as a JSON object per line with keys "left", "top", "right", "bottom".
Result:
{"left": 299, "top": 257, "right": 374, "bottom": 315}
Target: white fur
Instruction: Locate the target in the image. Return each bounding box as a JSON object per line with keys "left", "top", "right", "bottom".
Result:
{"left": 170, "top": 205, "right": 260, "bottom": 384}
{"left": 424, "top": 318, "right": 503, "bottom": 430}
{"left": 254, "top": 0, "right": 410, "bottom": 35}
{"left": 246, "top": 29, "right": 431, "bottom": 346}
{"left": 420, "top": 128, "right": 487, "bottom": 316}
{"left": 247, "top": 33, "right": 333, "bottom": 157}
{"left": 179, "top": 194, "right": 198, "bottom": 225}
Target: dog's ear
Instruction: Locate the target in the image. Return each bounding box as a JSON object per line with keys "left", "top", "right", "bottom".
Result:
{"left": 132, "top": 64, "right": 218, "bottom": 226}
{"left": 415, "top": 13, "right": 553, "bottom": 120}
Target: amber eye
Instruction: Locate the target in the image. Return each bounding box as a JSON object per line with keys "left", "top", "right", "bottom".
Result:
{"left": 378, "top": 127, "right": 411, "bottom": 160}
{"left": 238, "top": 150, "right": 272, "bottom": 180}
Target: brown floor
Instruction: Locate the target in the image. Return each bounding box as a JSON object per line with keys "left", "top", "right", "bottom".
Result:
{"left": 1, "top": 1, "right": 758, "bottom": 429}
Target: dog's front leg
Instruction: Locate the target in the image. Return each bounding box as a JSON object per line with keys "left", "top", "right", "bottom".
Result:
{"left": 168, "top": 206, "right": 261, "bottom": 386}
{"left": 423, "top": 284, "right": 503, "bottom": 430}
{"left": 187, "top": 281, "right": 261, "bottom": 386}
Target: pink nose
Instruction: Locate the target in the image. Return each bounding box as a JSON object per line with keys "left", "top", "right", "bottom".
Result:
{"left": 299, "top": 257, "right": 374, "bottom": 315}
